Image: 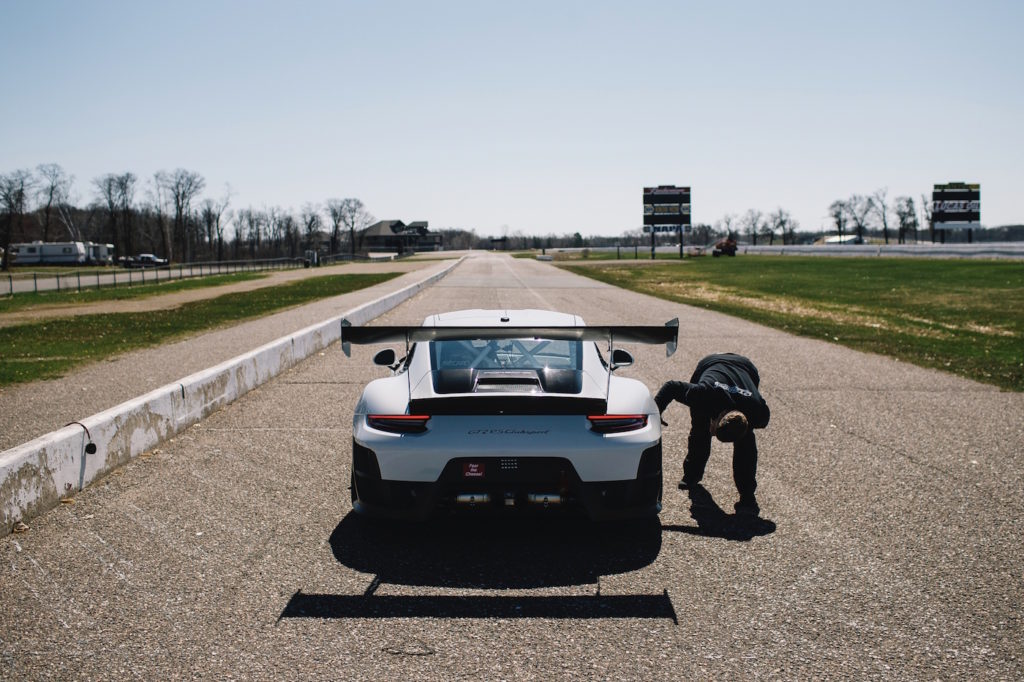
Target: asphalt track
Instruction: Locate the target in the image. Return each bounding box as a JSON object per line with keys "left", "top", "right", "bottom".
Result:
{"left": 2, "top": 252, "right": 1022, "bottom": 679}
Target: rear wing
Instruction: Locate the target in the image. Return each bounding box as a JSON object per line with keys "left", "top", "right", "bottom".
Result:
{"left": 341, "top": 318, "right": 679, "bottom": 357}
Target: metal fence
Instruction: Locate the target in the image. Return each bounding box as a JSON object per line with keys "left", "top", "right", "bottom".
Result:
{"left": 1, "top": 253, "right": 390, "bottom": 297}
{"left": 735, "top": 243, "right": 1024, "bottom": 259}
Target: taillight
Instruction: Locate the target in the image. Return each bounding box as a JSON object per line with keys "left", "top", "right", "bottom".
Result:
{"left": 587, "top": 414, "right": 648, "bottom": 434}
{"left": 367, "top": 414, "right": 431, "bottom": 434}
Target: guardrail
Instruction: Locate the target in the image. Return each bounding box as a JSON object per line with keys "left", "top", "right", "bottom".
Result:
{"left": 1, "top": 252, "right": 407, "bottom": 297}
{"left": 2, "top": 257, "right": 303, "bottom": 297}
{"left": 736, "top": 243, "right": 1024, "bottom": 259}
{"left": 529, "top": 243, "right": 1024, "bottom": 260}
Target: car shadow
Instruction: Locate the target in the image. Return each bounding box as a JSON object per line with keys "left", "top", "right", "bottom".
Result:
{"left": 331, "top": 512, "right": 661, "bottom": 588}
{"left": 660, "top": 484, "right": 776, "bottom": 541}
{"left": 279, "top": 512, "right": 676, "bottom": 621}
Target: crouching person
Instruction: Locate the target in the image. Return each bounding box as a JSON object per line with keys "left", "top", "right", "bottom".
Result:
{"left": 654, "top": 353, "right": 770, "bottom": 516}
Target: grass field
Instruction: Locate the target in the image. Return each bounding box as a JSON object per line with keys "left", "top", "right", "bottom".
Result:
{"left": 564, "top": 256, "right": 1024, "bottom": 391}
{"left": 0, "top": 272, "right": 399, "bottom": 386}
{"left": 0, "top": 271, "right": 267, "bottom": 313}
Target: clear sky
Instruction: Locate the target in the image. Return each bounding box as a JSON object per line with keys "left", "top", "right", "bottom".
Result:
{"left": 2, "top": 0, "right": 1022, "bottom": 238}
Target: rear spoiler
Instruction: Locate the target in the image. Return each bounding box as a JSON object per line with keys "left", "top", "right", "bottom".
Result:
{"left": 341, "top": 318, "right": 679, "bottom": 357}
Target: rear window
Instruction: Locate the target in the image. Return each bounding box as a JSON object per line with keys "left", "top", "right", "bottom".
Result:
{"left": 431, "top": 338, "right": 581, "bottom": 371}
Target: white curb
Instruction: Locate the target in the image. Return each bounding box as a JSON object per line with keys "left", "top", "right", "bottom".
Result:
{"left": 0, "top": 258, "right": 461, "bottom": 535}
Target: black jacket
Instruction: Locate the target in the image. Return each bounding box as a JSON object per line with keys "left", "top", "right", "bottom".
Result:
{"left": 665, "top": 353, "right": 770, "bottom": 428}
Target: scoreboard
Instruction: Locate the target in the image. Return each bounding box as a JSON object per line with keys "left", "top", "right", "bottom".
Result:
{"left": 643, "top": 186, "right": 691, "bottom": 230}
{"left": 932, "top": 182, "right": 980, "bottom": 229}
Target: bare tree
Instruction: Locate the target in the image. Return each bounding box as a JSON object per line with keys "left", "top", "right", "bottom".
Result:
{"left": 829, "top": 200, "right": 848, "bottom": 241}
{"left": 920, "top": 193, "right": 933, "bottom": 243}
{"left": 301, "top": 203, "right": 322, "bottom": 252}
{"left": 36, "top": 163, "right": 72, "bottom": 242}
{"left": 133, "top": 204, "right": 165, "bottom": 254}
{"left": 846, "top": 194, "right": 874, "bottom": 243}
{"left": 266, "top": 207, "right": 284, "bottom": 254}
{"left": 786, "top": 216, "right": 800, "bottom": 244}
{"left": 325, "top": 199, "right": 345, "bottom": 255}
{"left": 718, "top": 213, "right": 737, "bottom": 240}
{"left": 1, "top": 169, "right": 36, "bottom": 270}
{"left": 893, "top": 196, "right": 917, "bottom": 244}
{"left": 741, "top": 209, "right": 763, "bottom": 246}
{"left": 149, "top": 173, "right": 173, "bottom": 260}
{"left": 333, "top": 198, "right": 373, "bottom": 256}
{"left": 200, "top": 193, "right": 232, "bottom": 261}
{"left": 56, "top": 196, "right": 95, "bottom": 243}
{"left": 871, "top": 187, "right": 891, "bottom": 244}
{"left": 237, "top": 207, "right": 263, "bottom": 258}
{"left": 768, "top": 208, "right": 796, "bottom": 245}
{"left": 94, "top": 174, "right": 121, "bottom": 253}
{"left": 115, "top": 173, "right": 137, "bottom": 256}
{"left": 281, "top": 212, "right": 299, "bottom": 258}
{"left": 157, "top": 169, "right": 205, "bottom": 262}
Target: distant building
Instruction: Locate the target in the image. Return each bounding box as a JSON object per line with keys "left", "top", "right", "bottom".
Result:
{"left": 360, "top": 220, "right": 442, "bottom": 253}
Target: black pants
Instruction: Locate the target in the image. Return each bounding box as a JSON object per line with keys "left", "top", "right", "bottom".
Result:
{"left": 655, "top": 379, "right": 758, "bottom": 499}
{"left": 684, "top": 409, "right": 758, "bottom": 499}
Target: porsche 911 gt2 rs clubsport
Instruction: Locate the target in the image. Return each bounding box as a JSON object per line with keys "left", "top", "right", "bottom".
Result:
{"left": 341, "top": 309, "right": 678, "bottom": 521}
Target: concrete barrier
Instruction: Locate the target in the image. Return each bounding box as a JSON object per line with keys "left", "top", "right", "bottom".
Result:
{"left": 737, "top": 243, "right": 1024, "bottom": 259}
{"left": 0, "top": 258, "right": 462, "bottom": 535}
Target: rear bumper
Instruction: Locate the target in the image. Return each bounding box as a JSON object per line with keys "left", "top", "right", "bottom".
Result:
{"left": 351, "top": 441, "right": 662, "bottom": 521}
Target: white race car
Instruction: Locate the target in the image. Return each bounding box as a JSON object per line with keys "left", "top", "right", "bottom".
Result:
{"left": 341, "top": 309, "right": 678, "bottom": 521}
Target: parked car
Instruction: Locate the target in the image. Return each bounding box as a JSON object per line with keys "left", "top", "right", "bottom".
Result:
{"left": 341, "top": 309, "right": 679, "bottom": 521}
{"left": 125, "top": 253, "right": 168, "bottom": 268}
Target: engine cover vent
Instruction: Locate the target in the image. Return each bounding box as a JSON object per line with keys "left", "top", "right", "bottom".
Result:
{"left": 473, "top": 371, "right": 542, "bottom": 394}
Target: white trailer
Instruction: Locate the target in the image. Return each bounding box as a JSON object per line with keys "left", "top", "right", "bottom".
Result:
{"left": 86, "top": 242, "right": 116, "bottom": 264}
{"left": 10, "top": 241, "right": 88, "bottom": 265}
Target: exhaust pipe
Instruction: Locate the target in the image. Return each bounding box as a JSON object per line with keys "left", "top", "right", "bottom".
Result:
{"left": 455, "top": 493, "right": 491, "bottom": 506}
{"left": 527, "top": 493, "right": 562, "bottom": 507}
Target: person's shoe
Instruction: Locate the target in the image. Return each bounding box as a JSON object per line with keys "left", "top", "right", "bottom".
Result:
{"left": 734, "top": 495, "right": 760, "bottom": 517}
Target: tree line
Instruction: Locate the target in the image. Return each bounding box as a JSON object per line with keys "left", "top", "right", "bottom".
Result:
{"left": 680, "top": 191, "right": 926, "bottom": 248}
{"left": 826, "top": 189, "right": 925, "bottom": 244}
{"left": 4, "top": 165, "right": 1017, "bottom": 270}
{"left": 0, "top": 164, "right": 375, "bottom": 270}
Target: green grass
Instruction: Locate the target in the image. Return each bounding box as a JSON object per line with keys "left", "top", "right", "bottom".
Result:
{"left": 0, "top": 272, "right": 268, "bottom": 313}
{"left": 0, "top": 272, "right": 400, "bottom": 386}
{"left": 564, "top": 256, "right": 1024, "bottom": 391}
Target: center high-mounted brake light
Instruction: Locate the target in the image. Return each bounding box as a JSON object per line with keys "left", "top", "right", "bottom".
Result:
{"left": 367, "top": 414, "right": 431, "bottom": 434}
{"left": 587, "top": 414, "right": 648, "bottom": 434}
